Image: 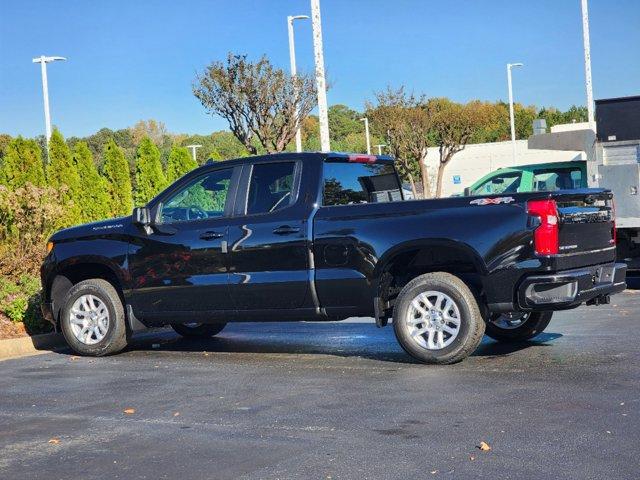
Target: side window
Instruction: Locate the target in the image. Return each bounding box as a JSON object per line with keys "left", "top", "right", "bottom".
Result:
{"left": 533, "top": 168, "right": 582, "bottom": 192}
{"left": 470, "top": 172, "right": 522, "bottom": 196}
{"left": 161, "top": 168, "right": 233, "bottom": 223}
{"left": 246, "top": 162, "right": 296, "bottom": 215}
{"left": 323, "top": 162, "right": 401, "bottom": 206}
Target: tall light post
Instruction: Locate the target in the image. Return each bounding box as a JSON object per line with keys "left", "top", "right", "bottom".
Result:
{"left": 287, "top": 14, "right": 309, "bottom": 153}
{"left": 374, "top": 144, "right": 386, "bottom": 155}
{"left": 581, "top": 0, "right": 595, "bottom": 129}
{"left": 186, "top": 144, "right": 202, "bottom": 162}
{"left": 359, "top": 117, "right": 371, "bottom": 154}
{"left": 507, "top": 62, "right": 523, "bottom": 163}
{"left": 32, "top": 55, "right": 66, "bottom": 148}
{"left": 310, "top": 0, "right": 330, "bottom": 152}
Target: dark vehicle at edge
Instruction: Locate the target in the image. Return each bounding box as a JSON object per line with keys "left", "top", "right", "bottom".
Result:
{"left": 41, "top": 152, "right": 626, "bottom": 364}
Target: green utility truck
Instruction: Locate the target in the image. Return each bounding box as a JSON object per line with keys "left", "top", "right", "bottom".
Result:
{"left": 464, "top": 161, "right": 587, "bottom": 196}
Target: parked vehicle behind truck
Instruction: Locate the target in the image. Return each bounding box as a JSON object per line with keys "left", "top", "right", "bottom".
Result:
{"left": 41, "top": 152, "right": 626, "bottom": 364}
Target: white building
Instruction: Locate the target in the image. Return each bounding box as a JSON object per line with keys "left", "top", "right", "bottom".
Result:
{"left": 424, "top": 139, "right": 585, "bottom": 197}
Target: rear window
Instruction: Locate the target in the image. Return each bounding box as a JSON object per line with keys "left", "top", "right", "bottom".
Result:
{"left": 532, "top": 168, "right": 583, "bottom": 192}
{"left": 322, "top": 161, "right": 402, "bottom": 206}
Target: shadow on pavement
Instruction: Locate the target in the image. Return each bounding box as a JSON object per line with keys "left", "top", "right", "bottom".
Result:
{"left": 119, "top": 322, "right": 564, "bottom": 365}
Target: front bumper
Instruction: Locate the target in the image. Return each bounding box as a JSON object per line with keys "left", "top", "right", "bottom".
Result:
{"left": 517, "top": 262, "right": 627, "bottom": 310}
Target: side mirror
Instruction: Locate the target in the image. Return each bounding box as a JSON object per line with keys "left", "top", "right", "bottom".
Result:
{"left": 463, "top": 187, "right": 471, "bottom": 196}
{"left": 132, "top": 207, "right": 151, "bottom": 227}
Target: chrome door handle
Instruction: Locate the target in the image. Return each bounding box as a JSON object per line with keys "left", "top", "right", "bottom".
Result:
{"left": 199, "top": 231, "right": 224, "bottom": 240}
{"left": 272, "top": 225, "right": 300, "bottom": 235}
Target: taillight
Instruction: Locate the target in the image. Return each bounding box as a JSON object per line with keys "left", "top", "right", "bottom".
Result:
{"left": 348, "top": 154, "right": 377, "bottom": 163}
{"left": 527, "top": 199, "right": 559, "bottom": 255}
{"left": 611, "top": 199, "right": 617, "bottom": 245}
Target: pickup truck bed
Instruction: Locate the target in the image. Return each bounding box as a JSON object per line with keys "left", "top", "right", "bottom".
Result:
{"left": 41, "top": 152, "right": 626, "bottom": 364}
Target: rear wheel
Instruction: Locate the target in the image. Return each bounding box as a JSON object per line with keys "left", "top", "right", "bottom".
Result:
{"left": 171, "top": 322, "right": 227, "bottom": 338}
{"left": 485, "top": 311, "right": 552, "bottom": 342}
{"left": 393, "top": 272, "right": 485, "bottom": 365}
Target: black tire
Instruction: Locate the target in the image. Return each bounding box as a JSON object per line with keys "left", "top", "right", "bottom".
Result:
{"left": 171, "top": 322, "right": 227, "bottom": 338}
{"left": 60, "top": 279, "right": 128, "bottom": 356}
{"left": 392, "top": 272, "right": 485, "bottom": 365}
{"left": 485, "top": 311, "right": 552, "bottom": 342}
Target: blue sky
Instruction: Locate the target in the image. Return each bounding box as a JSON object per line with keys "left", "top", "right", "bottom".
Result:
{"left": 1, "top": 0, "right": 638, "bottom": 138}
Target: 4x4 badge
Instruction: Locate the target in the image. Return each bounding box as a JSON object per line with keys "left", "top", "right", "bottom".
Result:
{"left": 469, "top": 196, "right": 515, "bottom": 206}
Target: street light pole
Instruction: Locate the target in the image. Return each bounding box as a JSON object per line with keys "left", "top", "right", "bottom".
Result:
{"left": 32, "top": 55, "right": 66, "bottom": 149}
{"left": 287, "top": 14, "right": 309, "bottom": 153}
{"left": 359, "top": 117, "right": 371, "bottom": 154}
{"left": 507, "top": 62, "right": 523, "bottom": 164}
{"left": 186, "top": 144, "right": 202, "bottom": 162}
{"left": 581, "top": 0, "right": 595, "bottom": 129}
{"left": 310, "top": 0, "right": 330, "bottom": 152}
{"left": 374, "top": 144, "right": 386, "bottom": 155}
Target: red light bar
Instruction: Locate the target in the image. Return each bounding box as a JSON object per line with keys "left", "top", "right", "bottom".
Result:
{"left": 348, "top": 154, "right": 377, "bottom": 163}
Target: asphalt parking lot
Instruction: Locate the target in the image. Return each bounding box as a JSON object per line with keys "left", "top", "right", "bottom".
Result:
{"left": 1, "top": 292, "right": 639, "bottom": 480}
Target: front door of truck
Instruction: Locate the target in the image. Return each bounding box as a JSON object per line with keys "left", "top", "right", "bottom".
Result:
{"left": 226, "top": 160, "right": 310, "bottom": 310}
{"left": 129, "top": 166, "right": 240, "bottom": 318}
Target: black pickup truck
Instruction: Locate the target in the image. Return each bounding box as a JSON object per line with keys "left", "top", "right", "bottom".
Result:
{"left": 41, "top": 152, "right": 626, "bottom": 364}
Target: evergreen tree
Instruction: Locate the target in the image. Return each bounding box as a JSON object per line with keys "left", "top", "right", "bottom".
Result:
{"left": 0, "top": 137, "right": 46, "bottom": 188}
{"left": 72, "top": 141, "right": 111, "bottom": 222}
{"left": 166, "top": 146, "right": 198, "bottom": 183}
{"left": 102, "top": 139, "right": 133, "bottom": 217}
{"left": 46, "top": 129, "right": 82, "bottom": 225}
{"left": 134, "top": 137, "right": 167, "bottom": 205}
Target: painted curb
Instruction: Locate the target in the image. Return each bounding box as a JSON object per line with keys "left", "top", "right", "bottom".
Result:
{"left": 0, "top": 333, "right": 67, "bottom": 361}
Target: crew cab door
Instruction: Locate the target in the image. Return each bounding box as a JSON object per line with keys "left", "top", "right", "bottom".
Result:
{"left": 128, "top": 166, "right": 240, "bottom": 318}
{"left": 226, "top": 159, "right": 311, "bottom": 310}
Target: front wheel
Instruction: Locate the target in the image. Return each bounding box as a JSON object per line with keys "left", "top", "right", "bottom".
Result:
{"left": 393, "top": 272, "right": 485, "bottom": 365}
{"left": 171, "top": 322, "right": 227, "bottom": 338}
{"left": 485, "top": 311, "right": 552, "bottom": 342}
{"left": 60, "top": 279, "right": 129, "bottom": 356}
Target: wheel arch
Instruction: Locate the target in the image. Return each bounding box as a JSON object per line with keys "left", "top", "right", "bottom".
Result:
{"left": 373, "top": 239, "right": 488, "bottom": 316}
{"left": 48, "top": 258, "right": 128, "bottom": 325}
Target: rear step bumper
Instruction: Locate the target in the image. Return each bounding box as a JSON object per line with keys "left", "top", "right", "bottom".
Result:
{"left": 517, "top": 262, "right": 627, "bottom": 310}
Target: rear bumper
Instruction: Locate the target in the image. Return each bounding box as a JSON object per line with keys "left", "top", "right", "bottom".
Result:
{"left": 517, "top": 262, "right": 627, "bottom": 311}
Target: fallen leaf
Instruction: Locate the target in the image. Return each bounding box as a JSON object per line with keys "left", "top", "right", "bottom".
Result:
{"left": 70, "top": 356, "right": 80, "bottom": 361}
{"left": 469, "top": 455, "right": 475, "bottom": 461}
{"left": 478, "top": 441, "right": 491, "bottom": 452}
{"left": 173, "top": 412, "right": 180, "bottom": 417}
{"left": 48, "top": 438, "right": 60, "bottom": 444}
{"left": 431, "top": 470, "right": 438, "bottom": 474}
{"left": 620, "top": 402, "right": 625, "bottom": 406}
{"left": 123, "top": 408, "right": 136, "bottom": 415}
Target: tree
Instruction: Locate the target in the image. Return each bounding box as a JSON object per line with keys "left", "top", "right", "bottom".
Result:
{"left": 427, "top": 99, "right": 485, "bottom": 198}
{"left": 328, "top": 104, "right": 363, "bottom": 142}
{"left": 367, "top": 87, "right": 433, "bottom": 198}
{"left": 102, "top": 139, "right": 133, "bottom": 216}
{"left": 134, "top": 137, "right": 167, "bottom": 205}
{"left": 0, "top": 137, "right": 46, "bottom": 188}
{"left": 46, "top": 129, "right": 82, "bottom": 225}
{"left": 129, "top": 119, "right": 168, "bottom": 147}
{"left": 193, "top": 53, "right": 317, "bottom": 154}
{"left": 72, "top": 142, "right": 111, "bottom": 222}
{"left": 0, "top": 134, "right": 12, "bottom": 159}
{"left": 166, "top": 146, "right": 198, "bottom": 183}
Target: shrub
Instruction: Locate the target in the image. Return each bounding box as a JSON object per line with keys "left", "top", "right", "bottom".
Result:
{"left": 166, "top": 146, "right": 197, "bottom": 183}
{"left": 72, "top": 141, "right": 111, "bottom": 222}
{"left": 0, "top": 275, "right": 50, "bottom": 334}
{"left": 46, "top": 129, "right": 82, "bottom": 226}
{"left": 0, "top": 184, "right": 67, "bottom": 278}
{"left": 134, "top": 137, "right": 167, "bottom": 205}
{"left": 0, "top": 136, "right": 46, "bottom": 188}
{"left": 102, "top": 139, "right": 133, "bottom": 217}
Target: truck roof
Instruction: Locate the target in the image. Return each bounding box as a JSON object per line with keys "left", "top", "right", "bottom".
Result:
{"left": 204, "top": 151, "right": 395, "bottom": 168}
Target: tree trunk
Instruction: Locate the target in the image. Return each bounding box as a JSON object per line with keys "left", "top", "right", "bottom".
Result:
{"left": 419, "top": 149, "right": 431, "bottom": 199}
{"left": 406, "top": 172, "right": 418, "bottom": 199}
{"left": 435, "top": 161, "right": 447, "bottom": 198}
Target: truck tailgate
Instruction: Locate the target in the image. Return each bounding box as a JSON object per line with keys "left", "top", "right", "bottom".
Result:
{"left": 555, "top": 191, "right": 616, "bottom": 254}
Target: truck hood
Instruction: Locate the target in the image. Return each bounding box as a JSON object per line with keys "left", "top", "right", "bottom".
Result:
{"left": 50, "top": 216, "right": 130, "bottom": 242}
